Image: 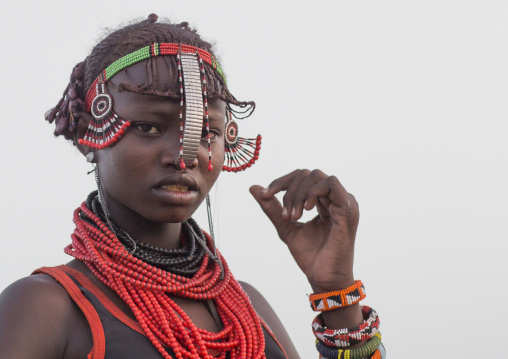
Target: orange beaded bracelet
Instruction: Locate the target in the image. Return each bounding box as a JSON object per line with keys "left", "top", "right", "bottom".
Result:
{"left": 309, "top": 280, "right": 366, "bottom": 311}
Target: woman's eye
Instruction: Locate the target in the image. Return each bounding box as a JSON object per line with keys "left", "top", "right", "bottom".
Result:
{"left": 135, "top": 124, "right": 160, "bottom": 134}
{"left": 201, "top": 128, "right": 219, "bottom": 140}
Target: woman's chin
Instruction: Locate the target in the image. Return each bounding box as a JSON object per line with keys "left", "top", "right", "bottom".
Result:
{"left": 145, "top": 210, "right": 199, "bottom": 225}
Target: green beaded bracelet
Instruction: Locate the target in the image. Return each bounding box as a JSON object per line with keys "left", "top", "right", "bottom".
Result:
{"left": 316, "top": 332, "right": 382, "bottom": 359}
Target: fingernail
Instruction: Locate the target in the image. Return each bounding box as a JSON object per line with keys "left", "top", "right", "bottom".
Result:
{"left": 291, "top": 208, "right": 296, "bottom": 218}
{"left": 261, "top": 187, "right": 268, "bottom": 194}
{"left": 304, "top": 200, "right": 308, "bottom": 209}
{"left": 282, "top": 207, "right": 287, "bottom": 217}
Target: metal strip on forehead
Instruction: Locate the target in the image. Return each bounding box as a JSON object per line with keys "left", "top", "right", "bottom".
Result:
{"left": 186, "top": 102, "right": 204, "bottom": 108}
{"left": 185, "top": 108, "right": 202, "bottom": 114}
{"left": 180, "top": 53, "right": 203, "bottom": 166}
{"left": 182, "top": 73, "right": 201, "bottom": 78}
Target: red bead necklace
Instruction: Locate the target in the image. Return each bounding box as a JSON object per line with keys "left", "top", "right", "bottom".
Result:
{"left": 65, "top": 200, "right": 266, "bottom": 359}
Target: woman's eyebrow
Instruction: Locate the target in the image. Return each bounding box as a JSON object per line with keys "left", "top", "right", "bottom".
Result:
{"left": 127, "top": 103, "right": 180, "bottom": 116}
{"left": 207, "top": 116, "right": 221, "bottom": 123}
{"left": 206, "top": 110, "right": 225, "bottom": 123}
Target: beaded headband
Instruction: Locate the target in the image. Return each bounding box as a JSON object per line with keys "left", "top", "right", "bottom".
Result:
{"left": 80, "top": 42, "right": 261, "bottom": 172}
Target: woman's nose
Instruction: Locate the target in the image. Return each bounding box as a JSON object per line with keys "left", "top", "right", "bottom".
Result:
{"left": 159, "top": 131, "right": 198, "bottom": 169}
{"left": 177, "top": 157, "right": 199, "bottom": 169}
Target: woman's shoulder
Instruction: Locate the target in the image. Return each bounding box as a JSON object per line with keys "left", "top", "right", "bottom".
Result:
{"left": 238, "top": 281, "right": 301, "bottom": 359}
{"left": 2, "top": 271, "right": 70, "bottom": 298}
{"left": 238, "top": 281, "right": 285, "bottom": 329}
{"left": 0, "top": 271, "right": 89, "bottom": 358}
{"left": 0, "top": 273, "right": 75, "bottom": 326}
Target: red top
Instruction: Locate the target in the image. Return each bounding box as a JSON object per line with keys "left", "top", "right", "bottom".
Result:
{"left": 33, "top": 265, "right": 288, "bottom": 359}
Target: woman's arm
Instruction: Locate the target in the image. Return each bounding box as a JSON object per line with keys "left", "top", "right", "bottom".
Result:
{"left": 0, "top": 275, "right": 81, "bottom": 359}
{"left": 250, "top": 170, "right": 366, "bottom": 346}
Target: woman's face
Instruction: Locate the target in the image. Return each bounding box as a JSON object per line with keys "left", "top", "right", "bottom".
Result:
{"left": 93, "top": 58, "right": 225, "bottom": 224}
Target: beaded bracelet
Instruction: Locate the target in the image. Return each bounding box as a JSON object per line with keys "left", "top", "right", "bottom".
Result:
{"left": 312, "top": 306, "right": 380, "bottom": 347}
{"left": 318, "top": 345, "right": 385, "bottom": 359}
{"left": 309, "top": 280, "right": 366, "bottom": 311}
{"left": 375, "top": 343, "right": 387, "bottom": 359}
{"left": 316, "top": 332, "right": 382, "bottom": 359}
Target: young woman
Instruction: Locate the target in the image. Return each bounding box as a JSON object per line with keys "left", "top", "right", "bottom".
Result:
{"left": 0, "top": 15, "right": 383, "bottom": 359}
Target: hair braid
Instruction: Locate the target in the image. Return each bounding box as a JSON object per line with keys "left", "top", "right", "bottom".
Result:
{"left": 46, "top": 14, "right": 255, "bottom": 145}
{"left": 45, "top": 60, "right": 87, "bottom": 141}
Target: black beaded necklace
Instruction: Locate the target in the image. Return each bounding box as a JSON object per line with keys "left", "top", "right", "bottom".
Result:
{"left": 84, "top": 191, "right": 222, "bottom": 277}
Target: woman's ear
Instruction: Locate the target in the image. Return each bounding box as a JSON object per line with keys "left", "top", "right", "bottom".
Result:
{"left": 73, "top": 111, "right": 94, "bottom": 159}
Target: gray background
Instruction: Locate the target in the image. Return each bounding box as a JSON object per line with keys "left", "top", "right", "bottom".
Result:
{"left": 0, "top": 1, "right": 506, "bottom": 357}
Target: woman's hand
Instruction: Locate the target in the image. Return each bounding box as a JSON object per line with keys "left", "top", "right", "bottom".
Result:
{"left": 250, "top": 169, "right": 359, "bottom": 293}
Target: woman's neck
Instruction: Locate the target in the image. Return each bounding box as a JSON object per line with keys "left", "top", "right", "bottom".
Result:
{"left": 104, "top": 194, "right": 183, "bottom": 250}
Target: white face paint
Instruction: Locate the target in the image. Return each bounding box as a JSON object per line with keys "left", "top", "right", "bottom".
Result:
{"left": 179, "top": 52, "right": 204, "bottom": 167}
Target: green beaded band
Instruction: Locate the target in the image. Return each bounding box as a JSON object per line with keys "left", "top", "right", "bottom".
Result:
{"left": 213, "top": 56, "right": 227, "bottom": 86}
{"left": 105, "top": 46, "right": 151, "bottom": 80}
{"left": 85, "top": 43, "right": 225, "bottom": 112}
{"left": 316, "top": 332, "right": 382, "bottom": 359}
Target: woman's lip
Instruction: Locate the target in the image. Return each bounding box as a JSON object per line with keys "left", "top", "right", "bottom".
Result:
{"left": 160, "top": 184, "right": 189, "bottom": 191}
{"left": 153, "top": 173, "right": 199, "bottom": 191}
{"left": 151, "top": 187, "right": 198, "bottom": 204}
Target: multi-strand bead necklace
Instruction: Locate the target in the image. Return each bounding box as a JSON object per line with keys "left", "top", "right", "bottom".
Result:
{"left": 87, "top": 192, "right": 211, "bottom": 277}
{"left": 66, "top": 192, "right": 266, "bottom": 359}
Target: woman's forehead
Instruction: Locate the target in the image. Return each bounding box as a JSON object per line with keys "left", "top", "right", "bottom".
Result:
{"left": 107, "top": 73, "right": 226, "bottom": 120}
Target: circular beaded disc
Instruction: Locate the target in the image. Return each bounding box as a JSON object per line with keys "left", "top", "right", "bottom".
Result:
{"left": 225, "top": 120, "right": 239, "bottom": 146}
{"left": 91, "top": 93, "right": 113, "bottom": 120}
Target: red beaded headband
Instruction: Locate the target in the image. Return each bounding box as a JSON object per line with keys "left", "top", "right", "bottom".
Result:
{"left": 80, "top": 42, "right": 261, "bottom": 173}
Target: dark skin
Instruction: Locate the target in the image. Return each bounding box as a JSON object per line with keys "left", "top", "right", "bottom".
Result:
{"left": 0, "top": 59, "right": 362, "bottom": 358}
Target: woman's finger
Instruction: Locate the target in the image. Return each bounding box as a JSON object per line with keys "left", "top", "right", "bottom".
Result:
{"left": 260, "top": 169, "right": 301, "bottom": 199}
{"left": 304, "top": 176, "right": 350, "bottom": 212}
{"left": 289, "top": 169, "right": 328, "bottom": 220}
{"left": 260, "top": 170, "right": 351, "bottom": 221}
{"left": 281, "top": 169, "right": 311, "bottom": 220}
{"left": 249, "top": 185, "right": 292, "bottom": 241}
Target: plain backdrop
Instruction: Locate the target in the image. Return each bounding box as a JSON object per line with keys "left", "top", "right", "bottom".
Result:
{"left": 1, "top": 1, "right": 507, "bottom": 358}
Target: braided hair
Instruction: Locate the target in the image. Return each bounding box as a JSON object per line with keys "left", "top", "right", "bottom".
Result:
{"left": 46, "top": 14, "right": 255, "bottom": 144}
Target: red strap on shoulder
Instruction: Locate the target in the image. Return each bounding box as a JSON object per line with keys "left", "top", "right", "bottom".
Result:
{"left": 32, "top": 266, "right": 106, "bottom": 359}
{"left": 56, "top": 265, "right": 144, "bottom": 336}
{"left": 259, "top": 318, "right": 289, "bottom": 359}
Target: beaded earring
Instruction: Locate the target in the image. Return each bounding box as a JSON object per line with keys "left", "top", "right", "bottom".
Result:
{"left": 79, "top": 75, "right": 131, "bottom": 149}
{"left": 223, "top": 111, "right": 262, "bottom": 172}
